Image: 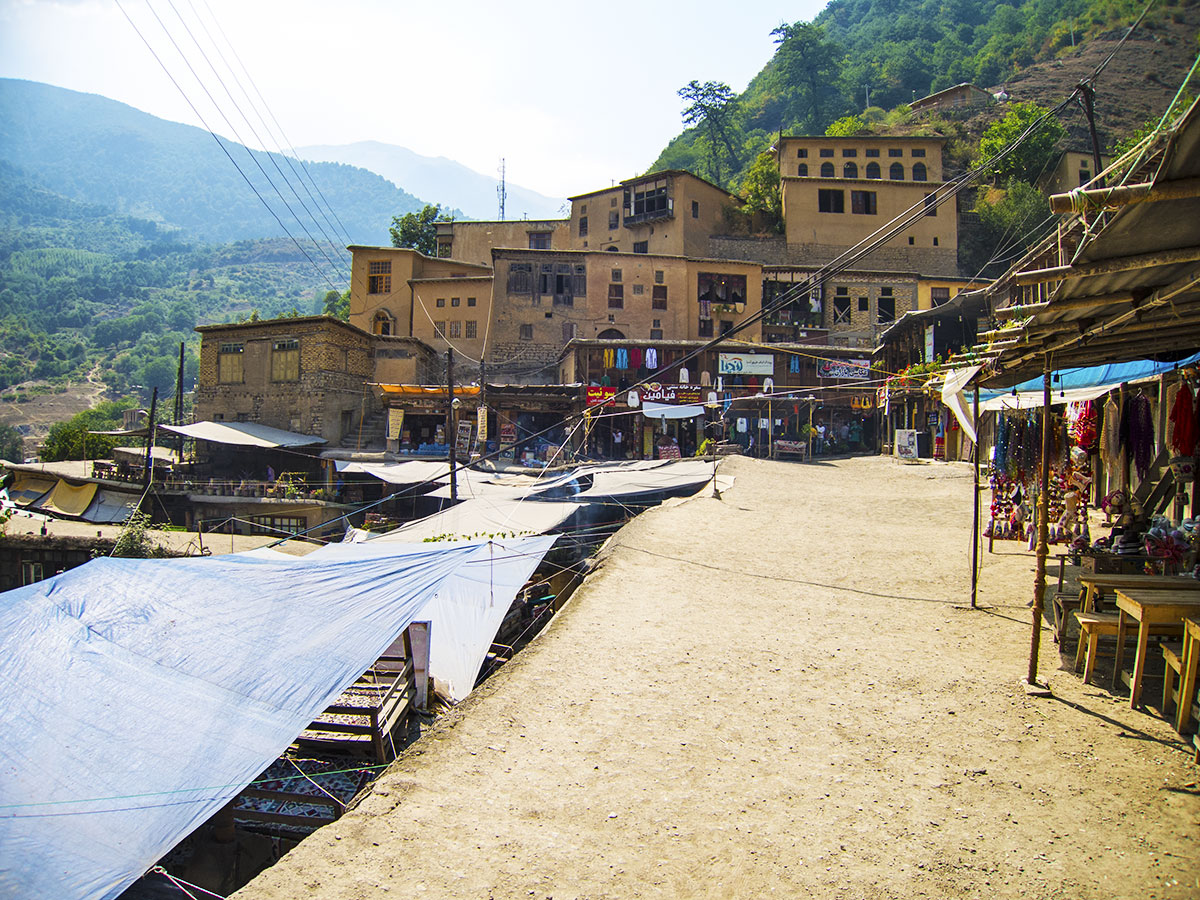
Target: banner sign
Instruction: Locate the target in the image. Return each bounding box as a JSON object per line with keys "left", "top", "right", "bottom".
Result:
{"left": 639, "top": 382, "right": 702, "bottom": 404}
{"left": 718, "top": 353, "right": 774, "bottom": 376}
{"left": 586, "top": 386, "right": 617, "bottom": 407}
{"left": 476, "top": 404, "right": 488, "bottom": 441}
{"left": 895, "top": 428, "right": 919, "bottom": 460}
{"left": 386, "top": 408, "right": 404, "bottom": 441}
{"left": 817, "top": 359, "right": 871, "bottom": 380}
{"left": 455, "top": 420, "right": 474, "bottom": 454}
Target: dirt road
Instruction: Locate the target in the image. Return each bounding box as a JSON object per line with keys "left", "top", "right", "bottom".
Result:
{"left": 235, "top": 456, "right": 1200, "bottom": 899}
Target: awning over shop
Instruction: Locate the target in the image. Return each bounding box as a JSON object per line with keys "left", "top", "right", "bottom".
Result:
{"left": 159, "top": 421, "right": 326, "bottom": 448}
{"left": 334, "top": 459, "right": 450, "bottom": 484}
{"left": 35, "top": 479, "right": 98, "bottom": 518}
{"left": 641, "top": 401, "right": 706, "bottom": 420}
{"left": 0, "top": 537, "right": 550, "bottom": 900}
{"left": 978, "top": 383, "right": 1116, "bottom": 413}
{"left": 378, "top": 384, "right": 481, "bottom": 396}
{"left": 6, "top": 474, "right": 56, "bottom": 506}
{"left": 357, "top": 498, "right": 582, "bottom": 543}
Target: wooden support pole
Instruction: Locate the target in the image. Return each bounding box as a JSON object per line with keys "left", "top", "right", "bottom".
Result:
{"left": 1014, "top": 245, "right": 1200, "bottom": 287}
{"left": 1048, "top": 176, "right": 1200, "bottom": 214}
{"left": 971, "top": 384, "right": 980, "bottom": 609}
{"left": 446, "top": 349, "right": 457, "bottom": 503}
{"left": 1027, "top": 361, "right": 1052, "bottom": 686}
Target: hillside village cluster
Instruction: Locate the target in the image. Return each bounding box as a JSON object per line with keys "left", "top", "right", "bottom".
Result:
{"left": 1, "top": 105, "right": 1104, "bottom": 563}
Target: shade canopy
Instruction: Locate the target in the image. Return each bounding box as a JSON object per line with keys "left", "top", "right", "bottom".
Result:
{"left": 159, "top": 421, "right": 325, "bottom": 448}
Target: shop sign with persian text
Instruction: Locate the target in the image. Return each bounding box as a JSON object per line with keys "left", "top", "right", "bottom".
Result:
{"left": 817, "top": 359, "right": 871, "bottom": 380}
{"left": 717, "top": 352, "right": 774, "bottom": 376}
{"left": 586, "top": 386, "right": 617, "bottom": 407}
{"left": 640, "top": 382, "right": 702, "bottom": 404}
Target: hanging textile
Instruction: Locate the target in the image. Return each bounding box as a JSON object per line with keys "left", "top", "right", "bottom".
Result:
{"left": 700, "top": 370, "right": 711, "bottom": 387}
{"left": 603, "top": 348, "right": 614, "bottom": 368}
{"left": 1125, "top": 392, "right": 1154, "bottom": 480}
{"left": 1099, "top": 394, "right": 1121, "bottom": 471}
{"left": 678, "top": 366, "right": 689, "bottom": 383}
{"left": 789, "top": 355, "right": 800, "bottom": 374}
{"left": 630, "top": 347, "right": 643, "bottom": 369}
{"left": 1169, "top": 381, "right": 1199, "bottom": 456}
{"left": 645, "top": 348, "right": 658, "bottom": 370}
{"left": 615, "top": 348, "right": 629, "bottom": 369}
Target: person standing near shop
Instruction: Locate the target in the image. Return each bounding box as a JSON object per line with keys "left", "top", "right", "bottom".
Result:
{"left": 612, "top": 427, "right": 624, "bottom": 459}
{"left": 816, "top": 423, "right": 827, "bottom": 455}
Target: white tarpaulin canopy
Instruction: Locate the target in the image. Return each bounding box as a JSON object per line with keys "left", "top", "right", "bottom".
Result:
{"left": 159, "top": 421, "right": 326, "bottom": 448}
{"left": 940, "top": 365, "right": 981, "bottom": 444}
{"left": 0, "top": 537, "right": 551, "bottom": 899}
{"left": 641, "top": 400, "right": 706, "bottom": 420}
{"left": 333, "top": 459, "right": 450, "bottom": 484}
{"left": 978, "top": 382, "right": 1114, "bottom": 413}
{"left": 358, "top": 498, "right": 582, "bottom": 543}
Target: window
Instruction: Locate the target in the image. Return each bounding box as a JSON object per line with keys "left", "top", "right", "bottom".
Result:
{"left": 931, "top": 287, "right": 951, "bottom": 305}
{"left": 218, "top": 342, "right": 243, "bottom": 384}
{"left": 608, "top": 284, "right": 624, "bottom": 308}
{"left": 448, "top": 321, "right": 462, "bottom": 338}
{"left": 434, "top": 321, "right": 446, "bottom": 337}
{"left": 372, "top": 312, "right": 392, "bottom": 336}
{"left": 698, "top": 272, "right": 746, "bottom": 319}
{"left": 652, "top": 285, "right": 668, "bottom": 310}
{"left": 451, "top": 297, "right": 460, "bottom": 307}
{"left": 818, "top": 189, "right": 844, "bottom": 213}
{"left": 844, "top": 162, "right": 858, "bottom": 179}
{"left": 653, "top": 319, "right": 661, "bottom": 328}
{"left": 842, "top": 148, "right": 857, "bottom": 157}
{"left": 528, "top": 232, "right": 551, "bottom": 249}
{"left": 654, "top": 270, "right": 664, "bottom": 284}
{"left": 650, "top": 328, "right": 663, "bottom": 340}
{"left": 890, "top": 163, "right": 905, "bottom": 180}
{"left": 465, "top": 321, "right": 477, "bottom": 338}
{"left": 924, "top": 193, "right": 937, "bottom": 216}
{"left": 865, "top": 162, "right": 881, "bottom": 179}
{"left": 691, "top": 200, "right": 699, "bottom": 218}
{"left": 1079, "top": 169, "right": 1091, "bottom": 186}
{"left": 877, "top": 295, "right": 895, "bottom": 323}
{"left": 933, "top": 236, "right": 939, "bottom": 246}
{"left": 538, "top": 263, "right": 584, "bottom": 306}
{"left": 911, "top": 148, "right": 926, "bottom": 157}
{"left": 611, "top": 197, "right": 618, "bottom": 206}
{"left": 467, "top": 296, "right": 477, "bottom": 307}
{"left": 609, "top": 211, "right": 619, "bottom": 229}
{"left": 248, "top": 516, "right": 305, "bottom": 537}
{"left": 797, "top": 148, "right": 808, "bottom": 158}
{"left": 271, "top": 339, "right": 299, "bottom": 382}
{"left": 436, "top": 297, "right": 446, "bottom": 307}
{"left": 912, "top": 162, "right": 927, "bottom": 182}
{"left": 368, "top": 260, "right": 391, "bottom": 294}
{"left": 578, "top": 216, "right": 588, "bottom": 237}
{"left": 833, "top": 291, "right": 851, "bottom": 324}
{"left": 865, "top": 148, "right": 880, "bottom": 158}
{"left": 850, "top": 190, "right": 877, "bottom": 215}
{"left": 563, "top": 322, "right": 577, "bottom": 341}
{"left": 698, "top": 318, "right": 714, "bottom": 337}
{"left": 632, "top": 284, "right": 644, "bottom": 295}
{"left": 507, "top": 262, "right": 532, "bottom": 293}
{"left": 820, "top": 162, "right": 835, "bottom": 178}
{"left": 908, "top": 236, "right": 915, "bottom": 245}
{"left": 519, "top": 324, "right": 533, "bottom": 340}
{"left": 819, "top": 148, "right": 834, "bottom": 157}
{"left": 798, "top": 163, "right": 809, "bottom": 176}
{"left": 611, "top": 268, "right": 622, "bottom": 282}
{"left": 633, "top": 241, "right": 648, "bottom": 254}
{"left": 720, "top": 320, "right": 734, "bottom": 335}
{"left": 888, "top": 148, "right": 903, "bottom": 157}
{"left": 858, "top": 297, "right": 869, "bottom": 312}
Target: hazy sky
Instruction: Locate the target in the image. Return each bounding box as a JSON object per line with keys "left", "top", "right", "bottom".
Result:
{"left": 0, "top": 0, "right": 830, "bottom": 199}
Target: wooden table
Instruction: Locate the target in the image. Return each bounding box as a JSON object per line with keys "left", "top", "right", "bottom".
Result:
{"left": 1112, "top": 589, "right": 1200, "bottom": 708}
{"left": 1078, "top": 573, "right": 1200, "bottom": 614}
{"left": 1177, "top": 617, "right": 1200, "bottom": 733}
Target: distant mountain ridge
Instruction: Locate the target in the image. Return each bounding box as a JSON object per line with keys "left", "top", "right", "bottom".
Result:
{"left": 0, "top": 78, "right": 427, "bottom": 245}
{"left": 298, "top": 141, "right": 567, "bottom": 221}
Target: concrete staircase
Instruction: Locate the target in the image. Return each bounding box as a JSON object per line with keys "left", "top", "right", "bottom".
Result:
{"left": 341, "top": 411, "right": 388, "bottom": 450}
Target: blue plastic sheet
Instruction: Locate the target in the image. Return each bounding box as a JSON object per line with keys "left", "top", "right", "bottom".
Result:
{"left": 0, "top": 539, "right": 548, "bottom": 899}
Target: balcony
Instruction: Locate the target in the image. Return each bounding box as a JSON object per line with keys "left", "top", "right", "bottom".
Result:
{"left": 623, "top": 198, "right": 674, "bottom": 227}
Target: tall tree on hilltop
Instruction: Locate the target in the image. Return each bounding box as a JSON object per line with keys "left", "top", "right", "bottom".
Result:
{"left": 679, "top": 80, "right": 742, "bottom": 184}
{"left": 770, "top": 22, "right": 848, "bottom": 135}
{"left": 390, "top": 204, "right": 451, "bottom": 256}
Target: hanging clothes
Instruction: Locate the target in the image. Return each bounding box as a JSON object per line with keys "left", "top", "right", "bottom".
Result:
{"left": 789, "top": 355, "right": 800, "bottom": 374}
{"left": 645, "top": 347, "right": 658, "bottom": 370}
{"left": 603, "top": 348, "right": 614, "bottom": 369}
{"left": 630, "top": 347, "right": 643, "bottom": 369}
{"left": 1126, "top": 392, "right": 1154, "bottom": 480}
{"left": 700, "top": 370, "right": 711, "bottom": 387}
{"left": 615, "top": 348, "right": 629, "bottom": 369}
{"left": 678, "top": 366, "right": 689, "bottom": 383}
{"left": 1100, "top": 394, "right": 1121, "bottom": 471}
{"left": 1169, "top": 380, "right": 1199, "bottom": 456}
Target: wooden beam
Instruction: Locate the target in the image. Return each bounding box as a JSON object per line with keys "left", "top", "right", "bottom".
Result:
{"left": 1013, "top": 246, "right": 1200, "bottom": 286}
{"left": 1048, "top": 176, "right": 1200, "bottom": 214}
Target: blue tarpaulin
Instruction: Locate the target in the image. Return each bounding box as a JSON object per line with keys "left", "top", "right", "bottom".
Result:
{"left": 980, "top": 351, "right": 1200, "bottom": 401}
{"left": 0, "top": 537, "right": 553, "bottom": 900}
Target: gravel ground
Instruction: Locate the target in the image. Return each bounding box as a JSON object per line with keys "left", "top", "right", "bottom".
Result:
{"left": 234, "top": 455, "right": 1200, "bottom": 900}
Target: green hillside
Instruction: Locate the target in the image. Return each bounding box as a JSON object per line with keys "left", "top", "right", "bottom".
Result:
{"left": 0, "top": 78, "right": 425, "bottom": 245}
{"left": 0, "top": 161, "right": 334, "bottom": 398}
{"left": 652, "top": 0, "right": 1197, "bottom": 190}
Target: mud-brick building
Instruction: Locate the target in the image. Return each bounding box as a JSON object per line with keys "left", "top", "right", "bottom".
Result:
{"left": 194, "top": 316, "right": 437, "bottom": 443}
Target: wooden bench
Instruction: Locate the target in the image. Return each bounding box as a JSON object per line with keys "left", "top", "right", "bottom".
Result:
{"left": 1074, "top": 612, "right": 1121, "bottom": 684}
{"left": 1162, "top": 641, "right": 1184, "bottom": 719}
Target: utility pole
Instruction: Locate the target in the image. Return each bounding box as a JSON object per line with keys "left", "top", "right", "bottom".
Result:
{"left": 174, "top": 342, "right": 185, "bottom": 459}
{"left": 1079, "top": 81, "right": 1105, "bottom": 189}
{"left": 143, "top": 387, "right": 158, "bottom": 491}
{"left": 446, "top": 349, "right": 457, "bottom": 502}
{"left": 497, "top": 158, "right": 507, "bottom": 221}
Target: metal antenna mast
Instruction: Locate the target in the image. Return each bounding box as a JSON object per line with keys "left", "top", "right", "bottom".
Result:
{"left": 497, "top": 158, "right": 507, "bottom": 221}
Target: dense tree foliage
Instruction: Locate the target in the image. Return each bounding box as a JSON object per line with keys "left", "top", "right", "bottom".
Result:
{"left": 978, "top": 101, "right": 1066, "bottom": 181}
{"left": 389, "top": 204, "right": 451, "bottom": 256}
{"left": 0, "top": 423, "right": 22, "bottom": 462}
{"left": 40, "top": 398, "right": 139, "bottom": 461}
{"left": 652, "top": 0, "right": 1188, "bottom": 191}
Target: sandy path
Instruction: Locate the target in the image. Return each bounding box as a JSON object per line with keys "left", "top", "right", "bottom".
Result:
{"left": 235, "top": 456, "right": 1200, "bottom": 899}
